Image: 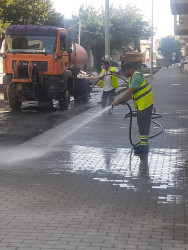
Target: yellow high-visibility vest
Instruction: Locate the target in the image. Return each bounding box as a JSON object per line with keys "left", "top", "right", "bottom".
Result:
{"left": 129, "top": 71, "right": 154, "bottom": 110}
{"left": 98, "top": 67, "right": 118, "bottom": 88}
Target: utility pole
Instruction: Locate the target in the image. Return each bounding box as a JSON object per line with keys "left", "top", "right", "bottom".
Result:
{"left": 105, "top": 0, "right": 110, "bottom": 62}
{"left": 151, "top": 0, "right": 154, "bottom": 79}
{"left": 78, "top": 20, "right": 81, "bottom": 45}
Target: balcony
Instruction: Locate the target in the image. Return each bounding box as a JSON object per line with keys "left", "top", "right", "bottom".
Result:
{"left": 171, "top": 0, "right": 188, "bottom": 15}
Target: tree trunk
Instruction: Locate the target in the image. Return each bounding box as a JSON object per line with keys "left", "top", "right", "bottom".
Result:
{"left": 92, "top": 48, "right": 103, "bottom": 72}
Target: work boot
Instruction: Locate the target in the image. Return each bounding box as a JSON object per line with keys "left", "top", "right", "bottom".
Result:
{"left": 134, "top": 145, "right": 149, "bottom": 155}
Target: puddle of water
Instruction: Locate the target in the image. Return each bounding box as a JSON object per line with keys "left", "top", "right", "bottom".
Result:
{"left": 176, "top": 109, "right": 188, "bottom": 113}
{"left": 53, "top": 145, "right": 185, "bottom": 204}
{"left": 48, "top": 172, "right": 61, "bottom": 175}
{"left": 165, "top": 128, "right": 188, "bottom": 134}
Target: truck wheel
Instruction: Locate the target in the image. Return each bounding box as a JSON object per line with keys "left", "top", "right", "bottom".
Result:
{"left": 3, "top": 85, "right": 8, "bottom": 100}
{"left": 3, "top": 74, "right": 12, "bottom": 100}
{"left": 59, "top": 90, "right": 70, "bottom": 110}
{"left": 9, "top": 98, "right": 22, "bottom": 109}
{"left": 82, "top": 88, "right": 91, "bottom": 103}
{"left": 8, "top": 83, "right": 22, "bottom": 109}
{"left": 74, "top": 79, "right": 91, "bottom": 104}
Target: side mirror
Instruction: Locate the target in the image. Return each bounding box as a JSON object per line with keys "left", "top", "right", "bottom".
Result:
{"left": 53, "top": 54, "right": 58, "bottom": 60}
{"left": 0, "top": 53, "right": 6, "bottom": 58}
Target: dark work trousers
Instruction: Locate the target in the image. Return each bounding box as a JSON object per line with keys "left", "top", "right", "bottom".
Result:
{"left": 101, "top": 88, "right": 115, "bottom": 108}
{"left": 137, "top": 104, "right": 153, "bottom": 136}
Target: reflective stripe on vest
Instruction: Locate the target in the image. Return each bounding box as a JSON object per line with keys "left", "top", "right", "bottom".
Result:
{"left": 98, "top": 67, "right": 118, "bottom": 88}
{"left": 129, "top": 71, "right": 154, "bottom": 110}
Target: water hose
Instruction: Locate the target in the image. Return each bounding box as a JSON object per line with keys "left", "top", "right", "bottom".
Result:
{"left": 91, "top": 73, "right": 128, "bottom": 88}
{"left": 94, "top": 72, "right": 163, "bottom": 147}
{"left": 60, "top": 73, "right": 163, "bottom": 147}
{"left": 124, "top": 102, "right": 163, "bottom": 147}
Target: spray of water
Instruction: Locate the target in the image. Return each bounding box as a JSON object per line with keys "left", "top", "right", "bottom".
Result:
{"left": 0, "top": 106, "right": 112, "bottom": 165}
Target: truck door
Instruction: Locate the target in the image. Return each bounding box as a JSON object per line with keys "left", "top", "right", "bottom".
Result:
{"left": 60, "top": 34, "right": 66, "bottom": 54}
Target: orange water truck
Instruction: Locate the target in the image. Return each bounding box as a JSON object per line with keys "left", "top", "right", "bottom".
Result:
{"left": 1, "top": 25, "right": 91, "bottom": 109}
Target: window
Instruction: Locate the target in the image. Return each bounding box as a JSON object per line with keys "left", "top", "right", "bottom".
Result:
{"left": 60, "top": 34, "right": 66, "bottom": 52}
{"left": 6, "top": 35, "right": 57, "bottom": 54}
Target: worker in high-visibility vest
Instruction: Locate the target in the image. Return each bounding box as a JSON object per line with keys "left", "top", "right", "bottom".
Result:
{"left": 112, "top": 62, "right": 154, "bottom": 155}
{"left": 98, "top": 61, "right": 118, "bottom": 108}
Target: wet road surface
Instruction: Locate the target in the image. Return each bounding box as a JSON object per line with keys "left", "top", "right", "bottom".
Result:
{"left": 0, "top": 76, "right": 127, "bottom": 148}
{"left": 0, "top": 68, "right": 188, "bottom": 250}
{"left": 0, "top": 86, "right": 103, "bottom": 148}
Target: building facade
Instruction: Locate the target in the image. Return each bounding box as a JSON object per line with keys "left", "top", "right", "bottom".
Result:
{"left": 171, "top": 0, "right": 188, "bottom": 69}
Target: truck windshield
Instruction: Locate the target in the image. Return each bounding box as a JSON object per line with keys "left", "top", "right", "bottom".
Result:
{"left": 6, "top": 35, "right": 56, "bottom": 54}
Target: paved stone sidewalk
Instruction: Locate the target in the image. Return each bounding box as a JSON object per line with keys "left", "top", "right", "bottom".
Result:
{"left": 0, "top": 68, "right": 188, "bottom": 250}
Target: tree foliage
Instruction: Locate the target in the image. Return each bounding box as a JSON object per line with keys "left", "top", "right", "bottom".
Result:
{"left": 0, "top": 0, "right": 63, "bottom": 38}
{"left": 109, "top": 5, "right": 151, "bottom": 52}
{"left": 0, "top": 1, "right": 152, "bottom": 70}
{"left": 65, "top": 4, "right": 151, "bottom": 69}
{"left": 65, "top": 5, "right": 105, "bottom": 71}
{"left": 158, "top": 36, "right": 181, "bottom": 62}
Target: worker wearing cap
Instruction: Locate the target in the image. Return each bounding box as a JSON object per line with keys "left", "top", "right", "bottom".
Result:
{"left": 98, "top": 61, "right": 118, "bottom": 108}
{"left": 112, "top": 62, "right": 154, "bottom": 155}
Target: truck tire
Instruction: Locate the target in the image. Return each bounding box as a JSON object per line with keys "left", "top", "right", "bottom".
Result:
{"left": 74, "top": 79, "right": 91, "bottom": 104}
{"left": 59, "top": 90, "right": 70, "bottom": 110}
{"left": 8, "top": 82, "right": 22, "bottom": 109}
{"left": 82, "top": 87, "right": 91, "bottom": 103}
{"left": 3, "top": 85, "right": 8, "bottom": 100}
{"left": 3, "top": 74, "right": 12, "bottom": 100}
{"left": 9, "top": 98, "right": 22, "bottom": 109}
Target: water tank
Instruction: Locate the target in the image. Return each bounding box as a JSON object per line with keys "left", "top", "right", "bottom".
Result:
{"left": 70, "top": 43, "right": 88, "bottom": 71}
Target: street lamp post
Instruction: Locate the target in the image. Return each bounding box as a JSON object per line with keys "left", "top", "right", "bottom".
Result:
{"left": 151, "top": 0, "right": 154, "bottom": 79}
{"left": 78, "top": 20, "right": 81, "bottom": 45}
{"left": 105, "top": 0, "right": 110, "bottom": 62}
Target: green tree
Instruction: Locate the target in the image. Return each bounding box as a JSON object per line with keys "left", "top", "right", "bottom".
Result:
{"left": 0, "top": 0, "right": 63, "bottom": 40}
{"left": 65, "top": 5, "right": 104, "bottom": 71}
{"left": 158, "top": 36, "right": 181, "bottom": 62}
{"left": 66, "top": 4, "right": 151, "bottom": 70}
{"left": 110, "top": 5, "right": 151, "bottom": 52}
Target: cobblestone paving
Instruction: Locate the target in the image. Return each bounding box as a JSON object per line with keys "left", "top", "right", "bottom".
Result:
{"left": 0, "top": 68, "right": 188, "bottom": 249}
